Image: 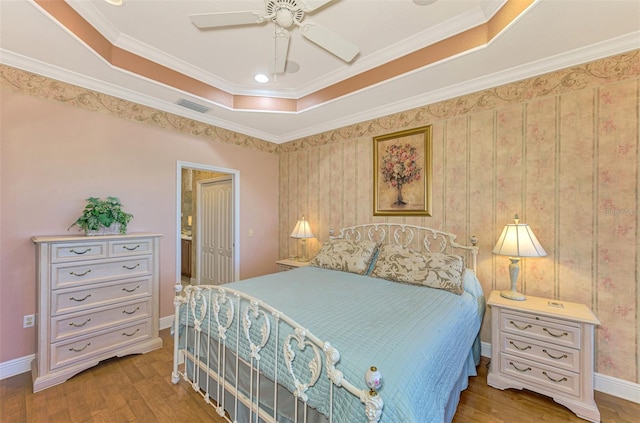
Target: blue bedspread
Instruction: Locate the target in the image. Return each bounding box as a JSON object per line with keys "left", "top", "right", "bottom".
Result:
{"left": 179, "top": 266, "right": 484, "bottom": 422}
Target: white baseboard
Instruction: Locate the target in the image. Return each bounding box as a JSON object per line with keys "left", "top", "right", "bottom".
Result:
{"left": 159, "top": 315, "right": 174, "bottom": 330}
{"left": 0, "top": 354, "right": 35, "bottom": 380}
{"left": 2, "top": 325, "right": 637, "bottom": 405}
{"left": 480, "top": 341, "right": 640, "bottom": 404}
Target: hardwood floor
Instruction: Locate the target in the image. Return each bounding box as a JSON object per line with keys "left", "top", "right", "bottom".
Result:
{"left": 1, "top": 329, "right": 638, "bottom": 422}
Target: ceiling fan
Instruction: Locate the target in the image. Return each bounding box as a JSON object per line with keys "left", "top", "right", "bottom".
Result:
{"left": 189, "top": 0, "right": 359, "bottom": 75}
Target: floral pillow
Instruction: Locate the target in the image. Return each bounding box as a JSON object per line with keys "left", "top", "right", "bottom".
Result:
{"left": 370, "top": 244, "right": 465, "bottom": 295}
{"left": 310, "top": 238, "right": 379, "bottom": 275}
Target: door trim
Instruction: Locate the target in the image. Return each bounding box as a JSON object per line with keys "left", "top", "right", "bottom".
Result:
{"left": 176, "top": 161, "right": 240, "bottom": 285}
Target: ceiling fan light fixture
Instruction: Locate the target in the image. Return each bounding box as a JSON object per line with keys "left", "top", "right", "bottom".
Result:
{"left": 254, "top": 73, "right": 270, "bottom": 83}
{"left": 275, "top": 8, "right": 294, "bottom": 28}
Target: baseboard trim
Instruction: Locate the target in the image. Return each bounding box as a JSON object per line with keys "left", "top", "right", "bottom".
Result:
{"left": 480, "top": 341, "right": 640, "bottom": 404}
{"left": 2, "top": 323, "right": 637, "bottom": 405}
{"left": 0, "top": 354, "right": 35, "bottom": 381}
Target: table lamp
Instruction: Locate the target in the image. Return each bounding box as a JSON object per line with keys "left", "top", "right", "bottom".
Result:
{"left": 493, "top": 214, "right": 546, "bottom": 300}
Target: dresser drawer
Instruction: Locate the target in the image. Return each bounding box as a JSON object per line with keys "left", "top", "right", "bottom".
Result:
{"left": 50, "top": 319, "right": 152, "bottom": 370}
{"left": 51, "top": 298, "right": 152, "bottom": 342}
{"left": 501, "top": 311, "right": 580, "bottom": 349}
{"left": 52, "top": 257, "right": 151, "bottom": 289}
{"left": 502, "top": 333, "right": 580, "bottom": 372}
{"left": 500, "top": 353, "right": 580, "bottom": 397}
{"left": 51, "top": 241, "right": 108, "bottom": 263}
{"left": 109, "top": 238, "right": 154, "bottom": 257}
{"left": 51, "top": 278, "right": 151, "bottom": 316}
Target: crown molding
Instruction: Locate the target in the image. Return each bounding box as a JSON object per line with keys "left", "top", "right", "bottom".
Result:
{"left": 2, "top": 31, "right": 639, "bottom": 144}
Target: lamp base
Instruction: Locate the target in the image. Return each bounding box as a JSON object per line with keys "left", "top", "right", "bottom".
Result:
{"left": 500, "top": 289, "right": 526, "bottom": 301}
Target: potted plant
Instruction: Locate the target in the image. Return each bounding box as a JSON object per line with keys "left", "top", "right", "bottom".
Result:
{"left": 69, "top": 196, "right": 133, "bottom": 235}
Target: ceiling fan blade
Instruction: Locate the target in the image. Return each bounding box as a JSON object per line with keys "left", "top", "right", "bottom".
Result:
{"left": 189, "top": 11, "right": 265, "bottom": 29}
{"left": 300, "top": 0, "right": 336, "bottom": 13}
{"left": 268, "top": 29, "right": 290, "bottom": 74}
{"left": 300, "top": 22, "right": 359, "bottom": 63}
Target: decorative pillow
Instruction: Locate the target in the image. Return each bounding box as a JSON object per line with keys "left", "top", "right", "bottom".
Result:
{"left": 370, "top": 244, "right": 465, "bottom": 295}
{"left": 310, "top": 238, "right": 379, "bottom": 275}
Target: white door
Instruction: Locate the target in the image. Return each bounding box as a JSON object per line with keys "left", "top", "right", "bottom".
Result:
{"left": 197, "top": 176, "right": 234, "bottom": 285}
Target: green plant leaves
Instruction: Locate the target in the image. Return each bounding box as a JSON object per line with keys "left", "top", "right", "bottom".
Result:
{"left": 69, "top": 196, "right": 133, "bottom": 234}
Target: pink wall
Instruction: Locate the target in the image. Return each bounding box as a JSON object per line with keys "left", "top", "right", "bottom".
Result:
{"left": 0, "top": 89, "right": 280, "bottom": 362}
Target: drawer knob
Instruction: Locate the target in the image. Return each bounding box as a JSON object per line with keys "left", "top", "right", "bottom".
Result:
{"left": 69, "top": 294, "right": 92, "bottom": 302}
{"left": 69, "top": 318, "right": 91, "bottom": 327}
{"left": 70, "top": 269, "right": 92, "bottom": 277}
{"left": 509, "top": 362, "right": 531, "bottom": 373}
{"left": 122, "top": 328, "right": 140, "bottom": 337}
{"left": 543, "top": 328, "right": 568, "bottom": 338}
{"left": 509, "top": 341, "right": 532, "bottom": 351}
{"left": 542, "top": 371, "right": 568, "bottom": 383}
{"left": 122, "top": 264, "right": 140, "bottom": 270}
{"left": 69, "top": 343, "right": 91, "bottom": 353}
{"left": 122, "top": 307, "right": 140, "bottom": 315}
{"left": 542, "top": 349, "right": 568, "bottom": 360}
{"left": 509, "top": 321, "right": 532, "bottom": 331}
{"left": 122, "top": 285, "right": 140, "bottom": 293}
{"left": 122, "top": 244, "right": 141, "bottom": 251}
{"left": 69, "top": 248, "right": 92, "bottom": 255}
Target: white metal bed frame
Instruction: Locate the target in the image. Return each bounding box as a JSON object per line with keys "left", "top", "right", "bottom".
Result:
{"left": 172, "top": 223, "right": 478, "bottom": 423}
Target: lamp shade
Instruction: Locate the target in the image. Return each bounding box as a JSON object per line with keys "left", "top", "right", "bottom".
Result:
{"left": 493, "top": 217, "right": 546, "bottom": 258}
{"left": 290, "top": 216, "right": 314, "bottom": 239}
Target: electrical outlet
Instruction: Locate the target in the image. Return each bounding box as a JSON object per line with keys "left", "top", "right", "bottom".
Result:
{"left": 23, "top": 314, "right": 35, "bottom": 328}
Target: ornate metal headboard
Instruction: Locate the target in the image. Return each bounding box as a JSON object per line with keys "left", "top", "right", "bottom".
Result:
{"left": 330, "top": 223, "right": 478, "bottom": 273}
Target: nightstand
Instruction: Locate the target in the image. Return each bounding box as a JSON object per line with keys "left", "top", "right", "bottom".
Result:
{"left": 276, "top": 259, "right": 311, "bottom": 272}
{"left": 487, "top": 291, "right": 601, "bottom": 422}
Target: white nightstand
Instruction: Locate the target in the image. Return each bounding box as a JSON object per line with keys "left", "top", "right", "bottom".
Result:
{"left": 487, "top": 291, "right": 601, "bottom": 422}
{"left": 276, "top": 259, "right": 311, "bottom": 272}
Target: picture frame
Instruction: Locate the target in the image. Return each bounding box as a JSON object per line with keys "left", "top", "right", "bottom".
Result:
{"left": 373, "top": 125, "right": 432, "bottom": 216}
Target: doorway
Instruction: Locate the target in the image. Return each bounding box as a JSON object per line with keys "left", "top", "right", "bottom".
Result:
{"left": 176, "top": 161, "right": 240, "bottom": 285}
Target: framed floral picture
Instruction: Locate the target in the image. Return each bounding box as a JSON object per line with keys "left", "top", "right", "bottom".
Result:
{"left": 373, "top": 125, "right": 432, "bottom": 216}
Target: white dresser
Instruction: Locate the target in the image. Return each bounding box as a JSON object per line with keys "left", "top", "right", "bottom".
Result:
{"left": 32, "top": 233, "right": 163, "bottom": 392}
{"left": 487, "top": 291, "right": 601, "bottom": 422}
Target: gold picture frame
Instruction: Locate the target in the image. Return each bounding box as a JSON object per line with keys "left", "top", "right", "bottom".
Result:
{"left": 373, "top": 125, "right": 432, "bottom": 216}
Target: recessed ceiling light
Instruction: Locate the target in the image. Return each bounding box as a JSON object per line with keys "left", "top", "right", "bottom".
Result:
{"left": 413, "top": 0, "right": 437, "bottom": 5}
{"left": 254, "top": 74, "right": 269, "bottom": 83}
{"left": 104, "top": 0, "right": 123, "bottom": 5}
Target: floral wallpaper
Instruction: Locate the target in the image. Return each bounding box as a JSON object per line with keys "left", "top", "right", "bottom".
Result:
{"left": 279, "top": 50, "right": 640, "bottom": 384}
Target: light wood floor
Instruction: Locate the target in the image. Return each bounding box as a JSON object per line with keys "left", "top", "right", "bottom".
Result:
{"left": 1, "top": 329, "right": 638, "bottom": 422}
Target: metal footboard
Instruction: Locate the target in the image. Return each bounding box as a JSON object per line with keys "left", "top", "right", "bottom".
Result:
{"left": 172, "top": 283, "right": 384, "bottom": 423}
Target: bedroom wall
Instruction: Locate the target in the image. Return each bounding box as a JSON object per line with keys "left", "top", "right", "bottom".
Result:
{"left": 0, "top": 68, "right": 280, "bottom": 363}
{"left": 278, "top": 50, "right": 640, "bottom": 385}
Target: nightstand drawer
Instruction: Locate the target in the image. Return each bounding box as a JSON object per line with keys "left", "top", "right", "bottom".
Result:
{"left": 501, "top": 353, "right": 580, "bottom": 397}
{"left": 503, "top": 333, "right": 580, "bottom": 372}
{"left": 501, "top": 311, "right": 580, "bottom": 349}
